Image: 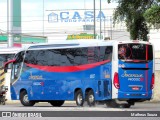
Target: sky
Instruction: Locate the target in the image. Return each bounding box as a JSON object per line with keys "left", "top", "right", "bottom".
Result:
{"left": 0, "top": 0, "right": 119, "bottom": 42}
{"left": 0, "top": 0, "right": 118, "bottom": 33}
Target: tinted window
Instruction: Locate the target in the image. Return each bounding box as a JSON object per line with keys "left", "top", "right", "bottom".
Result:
{"left": 15, "top": 51, "right": 24, "bottom": 63}
{"left": 118, "top": 44, "right": 153, "bottom": 60}
{"left": 25, "top": 46, "right": 112, "bottom": 66}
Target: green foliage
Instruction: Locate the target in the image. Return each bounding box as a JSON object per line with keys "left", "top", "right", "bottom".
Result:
{"left": 144, "top": 5, "right": 160, "bottom": 28}
{"left": 108, "top": 0, "right": 158, "bottom": 41}
{"left": 107, "top": 0, "right": 111, "bottom": 3}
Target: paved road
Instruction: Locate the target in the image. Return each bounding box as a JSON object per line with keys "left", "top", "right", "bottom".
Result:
{"left": 0, "top": 101, "right": 160, "bottom": 111}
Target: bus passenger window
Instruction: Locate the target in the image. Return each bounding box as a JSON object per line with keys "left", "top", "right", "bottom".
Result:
{"left": 104, "top": 47, "right": 112, "bottom": 61}
{"left": 74, "top": 56, "right": 82, "bottom": 65}
{"left": 53, "top": 52, "right": 61, "bottom": 66}
{"left": 36, "top": 51, "right": 46, "bottom": 66}
{"left": 61, "top": 55, "right": 71, "bottom": 66}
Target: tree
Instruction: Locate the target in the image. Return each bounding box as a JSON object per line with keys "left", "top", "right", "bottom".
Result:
{"left": 144, "top": 1, "right": 160, "bottom": 29}
{"left": 107, "top": 0, "right": 157, "bottom": 41}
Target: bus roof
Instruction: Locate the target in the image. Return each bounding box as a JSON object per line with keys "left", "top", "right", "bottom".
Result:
{"left": 22, "top": 39, "right": 153, "bottom": 51}
{"left": 28, "top": 39, "right": 117, "bottom": 50}
{"left": 27, "top": 39, "right": 106, "bottom": 50}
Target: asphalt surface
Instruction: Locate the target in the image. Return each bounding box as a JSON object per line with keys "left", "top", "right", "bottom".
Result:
{"left": 0, "top": 101, "right": 160, "bottom": 111}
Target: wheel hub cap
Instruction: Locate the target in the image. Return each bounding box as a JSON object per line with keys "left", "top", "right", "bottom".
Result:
{"left": 77, "top": 94, "right": 82, "bottom": 104}
{"left": 23, "top": 94, "right": 29, "bottom": 103}
{"left": 89, "top": 95, "right": 94, "bottom": 103}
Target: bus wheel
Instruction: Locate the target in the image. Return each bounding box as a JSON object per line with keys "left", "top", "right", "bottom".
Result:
{"left": 50, "top": 100, "right": 65, "bottom": 107}
{"left": 75, "top": 90, "right": 84, "bottom": 106}
{"left": 87, "top": 90, "right": 95, "bottom": 107}
{"left": 20, "top": 90, "right": 35, "bottom": 106}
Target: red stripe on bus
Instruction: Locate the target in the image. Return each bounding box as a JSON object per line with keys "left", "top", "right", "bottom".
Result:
{"left": 146, "top": 45, "right": 148, "bottom": 60}
{"left": 25, "top": 60, "right": 110, "bottom": 72}
{"left": 145, "top": 45, "right": 148, "bottom": 96}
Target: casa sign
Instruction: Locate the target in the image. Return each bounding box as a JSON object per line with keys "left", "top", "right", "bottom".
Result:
{"left": 48, "top": 11, "right": 111, "bottom": 23}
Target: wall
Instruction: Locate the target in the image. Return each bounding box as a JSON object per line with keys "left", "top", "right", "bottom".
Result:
{"left": 152, "top": 71, "right": 160, "bottom": 102}
{"left": 153, "top": 51, "right": 160, "bottom": 102}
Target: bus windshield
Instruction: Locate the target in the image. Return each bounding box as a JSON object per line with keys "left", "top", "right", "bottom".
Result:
{"left": 118, "top": 44, "right": 153, "bottom": 61}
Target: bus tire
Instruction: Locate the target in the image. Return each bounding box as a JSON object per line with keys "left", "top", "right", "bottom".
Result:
{"left": 50, "top": 100, "right": 65, "bottom": 107}
{"left": 87, "top": 90, "right": 95, "bottom": 107}
{"left": 75, "top": 90, "right": 84, "bottom": 107}
{"left": 20, "top": 90, "right": 35, "bottom": 106}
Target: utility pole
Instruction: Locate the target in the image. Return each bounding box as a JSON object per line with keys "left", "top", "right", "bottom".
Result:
{"left": 110, "top": 16, "right": 112, "bottom": 40}
{"left": 100, "top": 0, "right": 102, "bottom": 40}
{"left": 93, "top": 0, "right": 96, "bottom": 39}
{"left": 43, "top": 0, "right": 44, "bottom": 36}
{"left": 7, "top": 0, "right": 21, "bottom": 47}
{"left": 7, "top": 0, "right": 13, "bottom": 47}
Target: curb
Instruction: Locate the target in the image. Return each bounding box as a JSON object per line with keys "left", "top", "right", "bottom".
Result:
{"left": 6, "top": 100, "right": 20, "bottom": 104}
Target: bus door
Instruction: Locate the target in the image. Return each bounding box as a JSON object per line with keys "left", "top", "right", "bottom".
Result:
{"left": 117, "top": 43, "right": 153, "bottom": 97}
{"left": 99, "top": 46, "right": 112, "bottom": 99}
{"left": 101, "top": 65, "right": 112, "bottom": 99}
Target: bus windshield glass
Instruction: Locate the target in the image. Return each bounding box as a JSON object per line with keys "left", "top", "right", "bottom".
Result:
{"left": 118, "top": 44, "right": 153, "bottom": 61}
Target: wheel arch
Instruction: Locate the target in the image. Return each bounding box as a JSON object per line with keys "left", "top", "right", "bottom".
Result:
{"left": 19, "top": 88, "right": 29, "bottom": 99}
{"left": 20, "top": 88, "right": 27, "bottom": 94}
